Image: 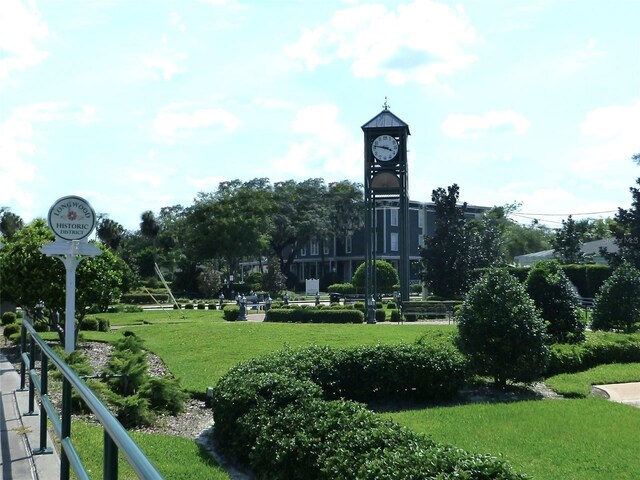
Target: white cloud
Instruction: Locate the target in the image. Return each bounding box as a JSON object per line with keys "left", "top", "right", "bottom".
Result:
{"left": 442, "top": 111, "right": 531, "bottom": 139}
{"left": 271, "top": 104, "right": 360, "bottom": 179}
{"left": 571, "top": 99, "right": 640, "bottom": 177}
{"left": 152, "top": 102, "right": 240, "bottom": 144}
{"left": 285, "top": 0, "right": 477, "bottom": 86}
{"left": 0, "top": 0, "right": 49, "bottom": 81}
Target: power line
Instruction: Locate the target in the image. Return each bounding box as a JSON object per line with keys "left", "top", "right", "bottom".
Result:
{"left": 515, "top": 210, "right": 616, "bottom": 217}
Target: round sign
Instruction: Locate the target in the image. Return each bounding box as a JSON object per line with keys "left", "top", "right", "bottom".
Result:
{"left": 48, "top": 195, "right": 96, "bottom": 241}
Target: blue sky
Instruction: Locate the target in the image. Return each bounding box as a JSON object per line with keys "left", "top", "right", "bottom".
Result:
{"left": 1, "top": 0, "right": 638, "bottom": 231}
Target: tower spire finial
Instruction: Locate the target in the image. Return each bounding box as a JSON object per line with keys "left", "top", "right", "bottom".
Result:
{"left": 382, "top": 97, "right": 390, "bottom": 110}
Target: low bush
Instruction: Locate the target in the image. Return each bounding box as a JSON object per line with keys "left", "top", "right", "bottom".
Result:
{"left": 33, "top": 320, "right": 50, "bottom": 332}
{"left": 120, "top": 293, "right": 170, "bottom": 305}
{"left": 139, "top": 377, "right": 187, "bottom": 415}
{"left": 212, "top": 343, "right": 526, "bottom": 479}
{"left": 223, "top": 306, "right": 240, "bottom": 321}
{"left": 548, "top": 332, "right": 640, "bottom": 375}
{"left": 390, "top": 310, "right": 401, "bottom": 322}
{"left": 327, "top": 283, "right": 356, "bottom": 295}
{"left": 184, "top": 303, "right": 195, "bottom": 310}
{"left": 197, "top": 302, "right": 206, "bottom": 310}
{"left": 80, "top": 317, "right": 99, "bottom": 331}
{"left": 375, "top": 309, "right": 386, "bottom": 322}
{"left": 386, "top": 301, "right": 397, "bottom": 309}
{"left": 264, "top": 308, "right": 364, "bottom": 324}
{"left": 3, "top": 323, "right": 21, "bottom": 341}
{"left": 1, "top": 312, "right": 16, "bottom": 325}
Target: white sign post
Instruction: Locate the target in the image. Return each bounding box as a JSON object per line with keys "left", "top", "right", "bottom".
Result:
{"left": 41, "top": 196, "right": 101, "bottom": 352}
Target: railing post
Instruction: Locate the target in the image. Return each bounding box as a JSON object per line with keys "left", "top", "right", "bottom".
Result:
{"left": 19, "top": 321, "right": 27, "bottom": 390}
{"left": 25, "top": 330, "right": 37, "bottom": 415}
{"left": 34, "top": 354, "right": 53, "bottom": 455}
{"left": 104, "top": 431, "right": 119, "bottom": 479}
{"left": 61, "top": 377, "right": 72, "bottom": 480}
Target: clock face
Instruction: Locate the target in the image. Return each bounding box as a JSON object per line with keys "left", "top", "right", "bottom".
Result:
{"left": 372, "top": 135, "right": 399, "bottom": 161}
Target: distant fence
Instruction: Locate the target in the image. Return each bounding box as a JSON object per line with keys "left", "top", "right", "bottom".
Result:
{"left": 20, "top": 317, "right": 163, "bottom": 480}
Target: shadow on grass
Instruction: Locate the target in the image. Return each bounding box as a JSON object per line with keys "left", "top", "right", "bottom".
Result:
{"left": 367, "top": 380, "right": 552, "bottom": 413}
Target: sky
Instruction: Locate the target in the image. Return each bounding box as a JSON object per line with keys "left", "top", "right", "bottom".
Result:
{"left": 1, "top": 0, "right": 639, "bottom": 232}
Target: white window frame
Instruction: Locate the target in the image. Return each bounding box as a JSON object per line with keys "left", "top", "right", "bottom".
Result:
{"left": 390, "top": 232, "right": 399, "bottom": 252}
{"left": 310, "top": 240, "right": 319, "bottom": 256}
{"left": 390, "top": 208, "right": 399, "bottom": 227}
{"left": 345, "top": 235, "right": 352, "bottom": 254}
{"left": 300, "top": 245, "right": 306, "bottom": 256}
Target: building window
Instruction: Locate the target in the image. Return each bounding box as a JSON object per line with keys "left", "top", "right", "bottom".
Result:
{"left": 390, "top": 232, "right": 399, "bottom": 251}
{"left": 310, "top": 240, "right": 319, "bottom": 256}
{"left": 345, "top": 235, "right": 352, "bottom": 254}
{"left": 417, "top": 210, "right": 424, "bottom": 228}
{"left": 323, "top": 245, "right": 330, "bottom": 255}
{"left": 390, "top": 208, "right": 399, "bottom": 226}
{"left": 300, "top": 245, "right": 306, "bottom": 256}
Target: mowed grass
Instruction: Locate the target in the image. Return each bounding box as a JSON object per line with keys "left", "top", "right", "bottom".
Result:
{"left": 95, "top": 316, "right": 456, "bottom": 393}
{"left": 384, "top": 398, "right": 640, "bottom": 480}
{"left": 546, "top": 362, "right": 640, "bottom": 397}
{"left": 71, "top": 421, "right": 229, "bottom": 479}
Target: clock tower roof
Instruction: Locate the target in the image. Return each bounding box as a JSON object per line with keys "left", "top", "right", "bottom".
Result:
{"left": 361, "top": 109, "right": 410, "bottom": 135}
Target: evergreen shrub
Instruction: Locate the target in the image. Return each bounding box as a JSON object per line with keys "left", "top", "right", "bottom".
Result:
{"left": 1, "top": 312, "right": 16, "bottom": 325}
{"left": 327, "top": 283, "right": 356, "bottom": 295}
{"left": 375, "top": 309, "right": 386, "bottom": 322}
{"left": 223, "top": 306, "right": 240, "bottom": 321}
{"left": 80, "top": 317, "right": 99, "bottom": 331}
{"left": 591, "top": 263, "right": 640, "bottom": 332}
{"left": 212, "top": 344, "right": 526, "bottom": 479}
{"left": 3, "top": 323, "right": 21, "bottom": 341}
{"left": 264, "top": 308, "right": 364, "bottom": 324}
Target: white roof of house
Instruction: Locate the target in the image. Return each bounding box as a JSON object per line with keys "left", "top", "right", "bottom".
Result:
{"left": 514, "top": 238, "right": 618, "bottom": 266}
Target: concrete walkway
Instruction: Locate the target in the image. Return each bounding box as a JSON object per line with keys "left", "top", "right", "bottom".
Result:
{"left": 0, "top": 351, "right": 60, "bottom": 480}
{"left": 593, "top": 382, "right": 640, "bottom": 407}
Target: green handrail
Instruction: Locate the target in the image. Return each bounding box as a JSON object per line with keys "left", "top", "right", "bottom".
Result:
{"left": 21, "top": 319, "right": 164, "bottom": 480}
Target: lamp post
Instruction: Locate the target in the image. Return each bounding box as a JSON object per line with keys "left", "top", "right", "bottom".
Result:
{"left": 238, "top": 294, "right": 247, "bottom": 321}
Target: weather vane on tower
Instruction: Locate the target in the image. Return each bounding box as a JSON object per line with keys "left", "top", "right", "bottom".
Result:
{"left": 382, "top": 97, "right": 390, "bottom": 110}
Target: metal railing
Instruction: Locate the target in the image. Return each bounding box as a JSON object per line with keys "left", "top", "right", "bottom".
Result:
{"left": 20, "top": 317, "right": 163, "bottom": 480}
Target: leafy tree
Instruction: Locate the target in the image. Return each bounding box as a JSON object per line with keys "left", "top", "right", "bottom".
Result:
{"left": 525, "top": 261, "right": 585, "bottom": 343}
{"left": 327, "top": 180, "right": 364, "bottom": 240}
{"left": 351, "top": 259, "right": 399, "bottom": 294}
{"left": 197, "top": 262, "right": 222, "bottom": 298}
{"left": 551, "top": 215, "right": 587, "bottom": 264}
{"left": 603, "top": 177, "right": 640, "bottom": 268}
{"left": 0, "top": 219, "right": 64, "bottom": 314}
{"left": 420, "top": 184, "right": 473, "bottom": 298}
{"left": 467, "top": 206, "right": 507, "bottom": 269}
{"left": 591, "top": 263, "right": 640, "bottom": 332}
{"left": 139, "top": 210, "right": 160, "bottom": 243}
{"left": 96, "top": 218, "right": 125, "bottom": 250}
{"left": 456, "top": 269, "right": 549, "bottom": 387}
{"left": 0, "top": 210, "right": 24, "bottom": 241}
{"left": 75, "top": 244, "right": 131, "bottom": 318}
{"left": 262, "top": 256, "right": 287, "bottom": 295}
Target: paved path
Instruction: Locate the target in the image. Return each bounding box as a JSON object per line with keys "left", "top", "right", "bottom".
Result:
{"left": 0, "top": 351, "right": 59, "bottom": 480}
{"left": 593, "top": 382, "right": 640, "bottom": 407}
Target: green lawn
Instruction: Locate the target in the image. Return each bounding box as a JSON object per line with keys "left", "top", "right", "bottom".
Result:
{"left": 546, "top": 362, "right": 640, "bottom": 397}
{"left": 384, "top": 398, "right": 640, "bottom": 480}
{"left": 74, "top": 311, "right": 640, "bottom": 479}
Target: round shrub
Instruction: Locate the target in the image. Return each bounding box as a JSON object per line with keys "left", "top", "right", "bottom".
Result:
{"left": 390, "top": 309, "right": 401, "bottom": 322}
{"left": 184, "top": 303, "right": 195, "bottom": 310}
{"left": 197, "top": 302, "right": 206, "bottom": 310}
{"left": 525, "top": 261, "right": 585, "bottom": 344}
{"left": 2, "top": 312, "right": 17, "bottom": 325}
{"left": 33, "top": 320, "right": 50, "bottom": 332}
{"left": 592, "top": 263, "right": 640, "bottom": 332}
{"left": 327, "top": 283, "right": 356, "bottom": 295}
{"left": 352, "top": 260, "right": 399, "bottom": 294}
{"left": 223, "top": 305, "right": 240, "bottom": 321}
{"left": 375, "top": 308, "right": 386, "bottom": 322}
{"left": 80, "top": 317, "right": 99, "bottom": 331}
{"left": 456, "top": 269, "right": 550, "bottom": 387}
{"left": 3, "top": 323, "right": 20, "bottom": 341}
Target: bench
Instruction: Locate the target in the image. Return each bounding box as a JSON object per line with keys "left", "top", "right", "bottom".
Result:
{"left": 399, "top": 301, "right": 456, "bottom": 324}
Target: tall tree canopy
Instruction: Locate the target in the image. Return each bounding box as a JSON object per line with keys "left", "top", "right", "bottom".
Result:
{"left": 420, "top": 184, "right": 473, "bottom": 298}
{"left": 604, "top": 176, "right": 640, "bottom": 268}
{"left": 551, "top": 215, "right": 587, "bottom": 264}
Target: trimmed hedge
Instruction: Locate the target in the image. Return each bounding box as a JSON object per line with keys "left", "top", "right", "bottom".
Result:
{"left": 561, "top": 264, "right": 611, "bottom": 298}
{"left": 223, "top": 306, "right": 240, "bottom": 321}
{"left": 120, "top": 293, "right": 170, "bottom": 305}
{"left": 548, "top": 332, "right": 640, "bottom": 375}
{"left": 265, "top": 308, "right": 364, "bottom": 324}
{"left": 327, "top": 283, "right": 356, "bottom": 295}
{"left": 212, "top": 344, "right": 527, "bottom": 479}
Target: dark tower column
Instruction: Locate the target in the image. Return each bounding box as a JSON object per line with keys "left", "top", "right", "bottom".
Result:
{"left": 361, "top": 102, "right": 411, "bottom": 313}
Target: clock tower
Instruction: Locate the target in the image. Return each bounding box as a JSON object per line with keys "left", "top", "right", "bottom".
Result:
{"left": 361, "top": 101, "right": 411, "bottom": 318}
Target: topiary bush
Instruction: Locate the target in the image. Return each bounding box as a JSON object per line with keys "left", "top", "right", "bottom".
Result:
{"left": 1, "top": 312, "right": 17, "bottom": 325}
{"left": 3, "top": 323, "right": 21, "bottom": 342}
{"left": 591, "top": 263, "right": 640, "bottom": 332}
{"left": 327, "top": 283, "right": 356, "bottom": 295}
{"left": 456, "top": 269, "right": 550, "bottom": 387}
{"left": 264, "top": 308, "right": 364, "bottom": 324}
{"left": 375, "top": 308, "right": 386, "bottom": 322}
{"left": 352, "top": 260, "right": 399, "bottom": 294}
{"left": 525, "top": 261, "right": 585, "bottom": 344}
{"left": 80, "top": 317, "right": 99, "bottom": 331}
